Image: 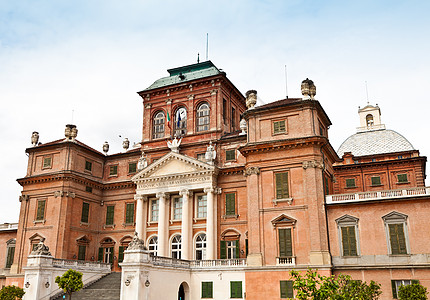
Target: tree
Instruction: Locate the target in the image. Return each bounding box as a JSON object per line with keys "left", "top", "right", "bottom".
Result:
{"left": 55, "top": 269, "right": 84, "bottom": 300}
{"left": 0, "top": 285, "right": 25, "bottom": 300}
{"left": 290, "top": 269, "right": 382, "bottom": 300}
{"left": 398, "top": 282, "right": 428, "bottom": 300}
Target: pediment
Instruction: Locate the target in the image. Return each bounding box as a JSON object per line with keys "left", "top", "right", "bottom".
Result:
{"left": 271, "top": 214, "right": 296, "bottom": 226}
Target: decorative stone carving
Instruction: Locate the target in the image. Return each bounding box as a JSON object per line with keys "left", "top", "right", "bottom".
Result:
{"left": 134, "top": 194, "right": 147, "bottom": 201}
{"left": 205, "top": 142, "right": 216, "bottom": 165}
{"left": 214, "top": 187, "right": 222, "bottom": 195}
{"left": 156, "top": 192, "right": 169, "bottom": 200}
{"left": 301, "top": 78, "right": 316, "bottom": 100}
{"left": 187, "top": 95, "right": 194, "bottom": 100}
{"left": 167, "top": 137, "right": 182, "bottom": 153}
{"left": 302, "top": 160, "right": 324, "bottom": 169}
{"left": 144, "top": 103, "right": 152, "bottom": 109}
{"left": 30, "top": 238, "right": 52, "bottom": 256}
{"left": 103, "top": 141, "right": 109, "bottom": 155}
{"left": 122, "top": 138, "right": 130, "bottom": 152}
{"left": 64, "top": 124, "right": 78, "bottom": 142}
{"left": 204, "top": 187, "right": 214, "bottom": 194}
{"left": 66, "top": 192, "right": 76, "bottom": 198}
{"left": 31, "top": 131, "right": 39, "bottom": 146}
{"left": 19, "top": 195, "right": 29, "bottom": 202}
{"left": 244, "top": 166, "right": 260, "bottom": 176}
{"left": 210, "top": 89, "right": 217, "bottom": 95}
{"left": 137, "top": 151, "right": 148, "bottom": 171}
{"left": 246, "top": 90, "right": 257, "bottom": 110}
{"left": 54, "top": 191, "right": 64, "bottom": 198}
{"left": 179, "top": 189, "right": 191, "bottom": 197}
{"left": 165, "top": 98, "right": 172, "bottom": 104}
{"left": 127, "top": 232, "right": 147, "bottom": 250}
{"left": 239, "top": 119, "right": 247, "bottom": 135}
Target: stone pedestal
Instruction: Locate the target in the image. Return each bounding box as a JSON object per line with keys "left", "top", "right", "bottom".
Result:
{"left": 120, "top": 249, "right": 151, "bottom": 300}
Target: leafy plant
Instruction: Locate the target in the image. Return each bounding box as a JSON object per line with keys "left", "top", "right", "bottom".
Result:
{"left": 55, "top": 269, "right": 83, "bottom": 300}
{"left": 0, "top": 285, "right": 25, "bottom": 300}
{"left": 398, "top": 282, "right": 428, "bottom": 300}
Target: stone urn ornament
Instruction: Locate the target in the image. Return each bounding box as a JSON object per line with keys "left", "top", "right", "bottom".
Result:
{"left": 103, "top": 141, "right": 109, "bottom": 155}
{"left": 123, "top": 138, "right": 130, "bottom": 152}
{"left": 301, "top": 78, "right": 316, "bottom": 100}
{"left": 246, "top": 90, "right": 257, "bottom": 110}
{"left": 239, "top": 119, "right": 247, "bottom": 135}
{"left": 31, "top": 131, "right": 39, "bottom": 146}
{"left": 64, "top": 124, "right": 78, "bottom": 142}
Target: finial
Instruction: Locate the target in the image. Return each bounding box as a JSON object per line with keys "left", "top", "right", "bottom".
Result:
{"left": 301, "top": 78, "right": 316, "bottom": 100}
{"left": 103, "top": 141, "right": 109, "bottom": 155}
{"left": 64, "top": 124, "right": 78, "bottom": 142}
{"left": 122, "top": 138, "right": 130, "bottom": 152}
{"left": 239, "top": 119, "right": 247, "bottom": 135}
{"left": 31, "top": 131, "right": 39, "bottom": 146}
{"left": 197, "top": 53, "right": 200, "bottom": 63}
{"left": 245, "top": 90, "right": 257, "bottom": 110}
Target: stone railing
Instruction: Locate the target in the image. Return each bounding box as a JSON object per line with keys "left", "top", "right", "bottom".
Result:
{"left": 276, "top": 257, "right": 295, "bottom": 266}
{"left": 326, "top": 187, "right": 430, "bottom": 204}
{"left": 190, "top": 258, "right": 246, "bottom": 268}
{"left": 52, "top": 258, "right": 111, "bottom": 271}
{"left": 150, "top": 256, "right": 191, "bottom": 268}
{"left": 0, "top": 223, "right": 18, "bottom": 231}
{"left": 356, "top": 124, "right": 386, "bottom": 133}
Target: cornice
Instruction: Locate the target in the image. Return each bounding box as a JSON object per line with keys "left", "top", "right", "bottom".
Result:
{"left": 334, "top": 156, "right": 427, "bottom": 171}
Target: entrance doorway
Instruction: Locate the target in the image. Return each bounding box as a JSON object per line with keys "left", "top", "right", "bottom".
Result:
{"left": 178, "top": 284, "right": 185, "bottom": 300}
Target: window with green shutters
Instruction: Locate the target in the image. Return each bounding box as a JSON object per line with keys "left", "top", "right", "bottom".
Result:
{"left": 225, "top": 193, "right": 236, "bottom": 216}
{"left": 389, "top": 223, "right": 407, "bottom": 254}
{"left": 85, "top": 160, "right": 92, "bottom": 171}
{"left": 220, "top": 240, "right": 239, "bottom": 259}
{"left": 230, "top": 281, "right": 242, "bottom": 298}
{"left": 273, "top": 120, "right": 286, "bottom": 134}
{"left": 128, "top": 162, "right": 137, "bottom": 174}
{"left": 81, "top": 202, "right": 90, "bottom": 223}
{"left": 397, "top": 174, "right": 408, "bottom": 183}
{"left": 98, "top": 247, "right": 104, "bottom": 262}
{"left": 201, "top": 282, "right": 213, "bottom": 298}
{"left": 5, "top": 246, "right": 15, "bottom": 268}
{"left": 118, "top": 246, "right": 125, "bottom": 264}
{"left": 280, "top": 280, "right": 294, "bottom": 298}
{"left": 341, "top": 226, "right": 357, "bottom": 256}
{"left": 125, "top": 203, "right": 135, "bottom": 224}
{"left": 278, "top": 228, "right": 293, "bottom": 257}
{"left": 109, "top": 165, "right": 118, "bottom": 176}
{"left": 371, "top": 176, "right": 381, "bottom": 186}
{"left": 275, "top": 172, "right": 289, "bottom": 199}
{"left": 346, "top": 178, "right": 356, "bottom": 188}
{"left": 226, "top": 149, "right": 235, "bottom": 161}
{"left": 78, "top": 245, "right": 86, "bottom": 261}
{"left": 106, "top": 205, "right": 115, "bottom": 225}
{"left": 36, "top": 200, "right": 46, "bottom": 221}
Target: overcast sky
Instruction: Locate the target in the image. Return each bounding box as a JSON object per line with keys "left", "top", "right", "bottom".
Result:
{"left": 1, "top": 0, "right": 429, "bottom": 223}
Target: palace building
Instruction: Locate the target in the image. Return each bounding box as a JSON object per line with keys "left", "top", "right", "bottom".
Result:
{"left": 0, "top": 61, "right": 429, "bottom": 300}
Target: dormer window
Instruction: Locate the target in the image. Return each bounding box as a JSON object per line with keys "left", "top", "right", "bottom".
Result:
{"left": 366, "top": 114, "right": 374, "bottom": 127}
{"left": 196, "top": 102, "right": 210, "bottom": 132}
{"left": 153, "top": 111, "right": 165, "bottom": 139}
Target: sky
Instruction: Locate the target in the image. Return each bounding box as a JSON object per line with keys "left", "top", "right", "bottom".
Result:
{"left": 0, "top": 0, "right": 429, "bottom": 223}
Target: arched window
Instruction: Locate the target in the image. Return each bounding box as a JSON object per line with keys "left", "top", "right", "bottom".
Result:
{"left": 195, "top": 233, "right": 206, "bottom": 260}
{"left": 153, "top": 111, "right": 165, "bottom": 139}
{"left": 196, "top": 103, "right": 210, "bottom": 132}
{"left": 171, "top": 235, "right": 182, "bottom": 259}
{"left": 148, "top": 236, "right": 158, "bottom": 256}
{"left": 174, "top": 107, "right": 187, "bottom": 137}
{"left": 366, "top": 114, "right": 374, "bottom": 127}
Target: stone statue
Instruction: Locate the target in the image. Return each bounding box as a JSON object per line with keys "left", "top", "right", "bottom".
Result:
{"left": 122, "top": 138, "right": 130, "bottom": 152}
{"left": 137, "top": 151, "right": 148, "bottom": 171}
{"left": 30, "top": 238, "right": 52, "bottom": 256}
{"left": 239, "top": 119, "right": 247, "bottom": 135}
{"left": 167, "top": 137, "right": 182, "bottom": 153}
{"left": 127, "top": 232, "right": 147, "bottom": 250}
{"left": 31, "top": 131, "right": 39, "bottom": 146}
{"left": 246, "top": 90, "right": 257, "bottom": 109}
{"left": 301, "top": 78, "right": 316, "bottom": 100}
{"left": 64, "top": 124, "right": 78, "bottom": 142}
{"left": 205, "top": 141, "right": 216, "bottom": 165}
{"left": 103, "top": 141, "right": 109, "bottom": 155}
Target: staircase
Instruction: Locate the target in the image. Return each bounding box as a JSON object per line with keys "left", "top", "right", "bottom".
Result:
{"left": 52, "top": 272, "right": 121, "bottom": 300}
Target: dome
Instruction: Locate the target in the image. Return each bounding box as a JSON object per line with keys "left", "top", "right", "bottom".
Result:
{"left": 337, "top": 129, "right": 414, "bottom": 157}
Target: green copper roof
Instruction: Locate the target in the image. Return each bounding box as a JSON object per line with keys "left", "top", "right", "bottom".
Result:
{"left": 143, "top": 61, "right": 221, "bottom": 91}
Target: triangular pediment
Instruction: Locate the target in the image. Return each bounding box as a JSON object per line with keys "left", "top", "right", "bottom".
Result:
{"left": 271, "top": 214, "right": 296, "bottom": 226}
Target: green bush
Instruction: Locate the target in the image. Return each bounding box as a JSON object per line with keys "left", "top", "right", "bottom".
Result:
{"left": 0, "top": 285, "right": 25, "bottom": 300}
{"left": 55, "top": 269, "right": 84, "bottom": 300}
{"left": 398, "top": 283, "right": 428, "bottom": 300}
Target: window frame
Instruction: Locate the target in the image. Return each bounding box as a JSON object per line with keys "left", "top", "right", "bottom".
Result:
{"left": 128, "top": 162, "right": 137, "bottom": 174}
{"left": 371, "top": 176, "right": 382, "bottom": 186}
{"left": 383, "top": 212, "right": 409, "bottom": 255}
{"left": 336, "top": 215, "right": 360, "bottom": 257}
{"left": 105, "top": 205, "right": 115, "bottom": 226}
{"left": 225, "top": 192, "right": 236, "bottom": 216}
{"left": 109, "top": 165, "right": 118, "bottom": 176}
{"left": 275, "top": 171, "right": 290, "bottom": 199}
{"left": 201, "top": 281, "right": 213, "bottom": 299}
{"left": 391, "top": 280, "right": 419, "bottom": 299}
{"left": 196, "top": 102, "right": 210, "bottom": 132}
{"left": 78, "top": 245, "right": 86, "bottom": 261}
{"left": 273, "top": 120, "right": 287, "bottom": 135}
{"left": 147, "top": 235, "right": 158, "bottom": 256}
{"left": 171, "top": 234, "right": 182, "bottom": 259}
{"left": 150, "top": 199, "right": 159, "bottom": 222}
{"left": 174, "top": 106, "right": 187, "bottom": 137}
{"left": 5, "top": 239, "right": 16, "bottom": 269}
{"left": 397, "top": 173, "right": 408, "bottom": 184}
{"left": 230, "top": 281, "right": 243, "bottom": 299}
{"left": 195, "top": 232, "right": 207, "bottom": 260}
{"left": 195, "top": 193, "right": 207, "bottom": 219}
{"left": 280, "top": 280, "right": 294, "bottom": 299}
{"left": 81, "top": 202, "right": 90, "bottom": 224}
{"left": 171, "top": 196, "right": 183, "bottom": 221}
{"left": 225, "top": 149, "right": 236, "bottom": 161}
{"left": 125, "top": 202, "right": 135, "bottom": 225}
{"left": 85, "top": 160, "right": 92, "bottom": 172}
{"left": 345, "top": 178, "right": 356, "bottom": 188}
{"left": 153, "top": 110, "right": 166, "bottom": 139}
{"left": 42, "top": 156, "right": 52, "bottom": 169}
{"left": 35, "top": 199, "right": 46, "bottom": 221}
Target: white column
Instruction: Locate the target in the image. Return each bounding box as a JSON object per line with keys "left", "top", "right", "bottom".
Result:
{"left": 180, "top": 189, "right": 192, "bottom": 260}
{"left": 134, "top": 195, "right": 147, "bottom": 240}
{"left": 204, "top": 187, "right": 215, "bottom": 260}
{"left": 156, "top": 192, "right": 169, "bottom": 257}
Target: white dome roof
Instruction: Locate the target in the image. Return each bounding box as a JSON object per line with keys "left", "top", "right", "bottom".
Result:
{"left": 337, "top": 129, "right": 414, "bottom": 157}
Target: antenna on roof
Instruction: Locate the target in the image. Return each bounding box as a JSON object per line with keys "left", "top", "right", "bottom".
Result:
{"left": 197, "top": 53, "right": 200, "bottom": 63}
{"left": 206, "top": 33, "right": 209, "bottom": 61}
{"left": 284, "top": 65, "right": 289, "bottom": 99}
{"left": 365, "top": 81, "right": 369, "bottom": 104}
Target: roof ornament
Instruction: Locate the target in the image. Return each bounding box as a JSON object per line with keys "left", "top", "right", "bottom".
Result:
{"left": 301, "top": 78, "right": 316, "bottom": 100}
{"left": 205, "top": 141, "right": 216, "bottom": 165}
{"left": 64, "top": 124, "right": 78, "bottom": 142}
{"left": 127, "top": 232, "right": 147, "bottom": 251}
{"left": 239, "top": 119, "right": 247, "bottom": 135}
{"left": 137, "top": 151, "right": 148, "bottom": 171}
{"left": 245, "top": 90, "right": 257, "bottom": 110}
{"left": 30, "top": 238, "right": 52, "bottom": 256}
{"left": 167, "top": 137, "right": 182, "bottom": 153}
{"left": 103, "top": 141, "right": 109, "bottom": 155}
{"left": 122, "top": 138, "right": 130, "bottom": 152}
{"left": 31, "top": 131, "right": 39, "bottom": 147}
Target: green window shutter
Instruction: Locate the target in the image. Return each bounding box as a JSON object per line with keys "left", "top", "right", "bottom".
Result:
{"left": 78, "top": 245, "right": 86, "bottom": 261}
{"left": 341, "top": 226, "right": 357, "bottom": 256}
{"left": 36, "top": 200, "right": 46, "bottom": 220}
{"left": 275, "top": 172, "right": 289, "bottom": 199}
{"left": 346, "top": 178, "right": 356, "bottom": 188}
{"left": 109, "top": 247, "right": 114, "bottom": 264}
{"left": 286, "top": 281, "right": 293, "bottom": 298}
{"left": 6, "top": 247, "right": 15, "bottom": 268}
{"left": 392, "top": 280, "right": 398, "bottom": 299}
{"left": 202, "top": 282, "right": 213, "bottom": 298}
{"left": 118, "top": 246, "right": 124, "bottom": 263}
{"left": 225, "top": 193, "right": 236, "bottom": 215}
{"left": 126, "top": 203, "right": 135, "bottom": 224}
{"left": 245, "top": 239, "right": 248, "bottom": 256}
{"left": 389, "top": 224, "right": 407, "bottom": 254}
{"left": 235, "top": 240, "right": 240, "bottom": 258}
{"left": 220, "top": 241, "right": 227, "bottom": 259}
{"left": 106, "top": 206, "right": 114, "bottom": 225}
{"left": 230, "top": 281, "right": 242, "bottom": 298}
{"left": 226, "top": 150, "right": 235, "bottom": 161}
{"left": 98, "top": 247, "right": 103, "bottom": 262}
{"left": 279, "top": 228, "right": 292, "bottom": 257}
{"left": 371, "top": 176, "right": 381, "bottom": 186}
{"left": 128, "top": 163, "right": 137, "bottom": 173}
{"left": 81, "top": 202, "right": 90, "bottom": 223}
{"left": 325, "top": 177, "right": 329, "bottom": 194}
{"left": 280, "top": 281, "right": 287, "bottom": 298}
{"left": 397, "top": 174, "right": 408, "bottom": 183}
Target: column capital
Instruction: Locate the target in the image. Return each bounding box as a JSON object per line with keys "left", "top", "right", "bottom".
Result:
{"left": 156, "top": 192, "right": 170, "bottom": 199}
{"left": 244, "top": 166, "right": 260, "bottom": 176}
{"left": 134, "top": 194, "right": 148, "bottom": 201}
{"left": 179, "top": 189, "right": 193, "bottom": 197}
{"left": 204, "top": 187, "right": 214, "bottom": 194}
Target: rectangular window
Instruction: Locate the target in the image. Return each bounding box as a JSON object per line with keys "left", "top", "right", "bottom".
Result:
{"left": 230, "top": 281, "right": 242, "bottom": 298}
{"left": 371, "top": 176, "right": 381, "bottom": 186}
{"left": 197, "top": 195, "right": 207, "bottom": 218}
{"left": 85, "top": 160, "right": 92, "bottom": 172}
{"left": 220, "top": 240, "right": 239, "bottom": 259}
{"left": 85, "top": 186, "right": 93, "bottom": 193}
{"left": 341, "top": 226, "right": 358, "bottom": 256}
{"left": 389, "top": 223, "right": 407, "bottom": 254}
{"left": 128, "top": 163, "right": 137, "bottom": 174}
{"left": 273, "top": 120, "right": 286, "bottom": 134}
{"left": 231, "top": 107, "right": 236, "bottom": 130}
{"left": 202, "top": 281, "right": 213, "bottom": 299}
{"left": 106, "top": 205, "right": 114, "bottom": 225}
{"left": 125, "top": 203, "right": 135, "bottom": 224}
{"left": 36, "top": 200, "right": 46, "bottom": 221}
{"left": 275, "top": 172, "right": 289, "bottom": 199}
{"left": 109, "top": 165, "right": 118, "bottom": 176}
{"left": 223, "top": 99, "right": 227, "bottom": 124}
{"left": 81, "top": 202, "right": 90, "bottom": 223}
{"left": 78, "top": 245, "right": 86, "bottom": 261}
{"left": 225, "top": 193, "right": 236, "bottom": 215}
{"left": 5, "top": 246, "right": 15, "bottom": 268}
{"left": 279, "top": 228, "right": 293, "bottom": 257}
{"left": 346, "top": 178, "right": 356, "bottom": 188}
{"left": 226, "top": 149, "right": 235, "bottom": 161}
{"left": 43, "top": 156, "right": 52, "bottom": 169}
{"left": 173, "top": 197, "right": 182, "bottom": 220}
{"left": 397, "top": 174, "right": 408, "bottom": 183}
{"left": 324, "top": 177, "right": 330, "bottom": 195}
{"left": 280, "top": 280, "right": 294, "bottom": 298}
{"left": 391, "top": 280, "right": 418, "bottom": 299}
{"left": 197, "top": 153, "right": 206, "bottom": 161}
{"left": 151, "top": 199, "right": 159, "bottom": 222}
